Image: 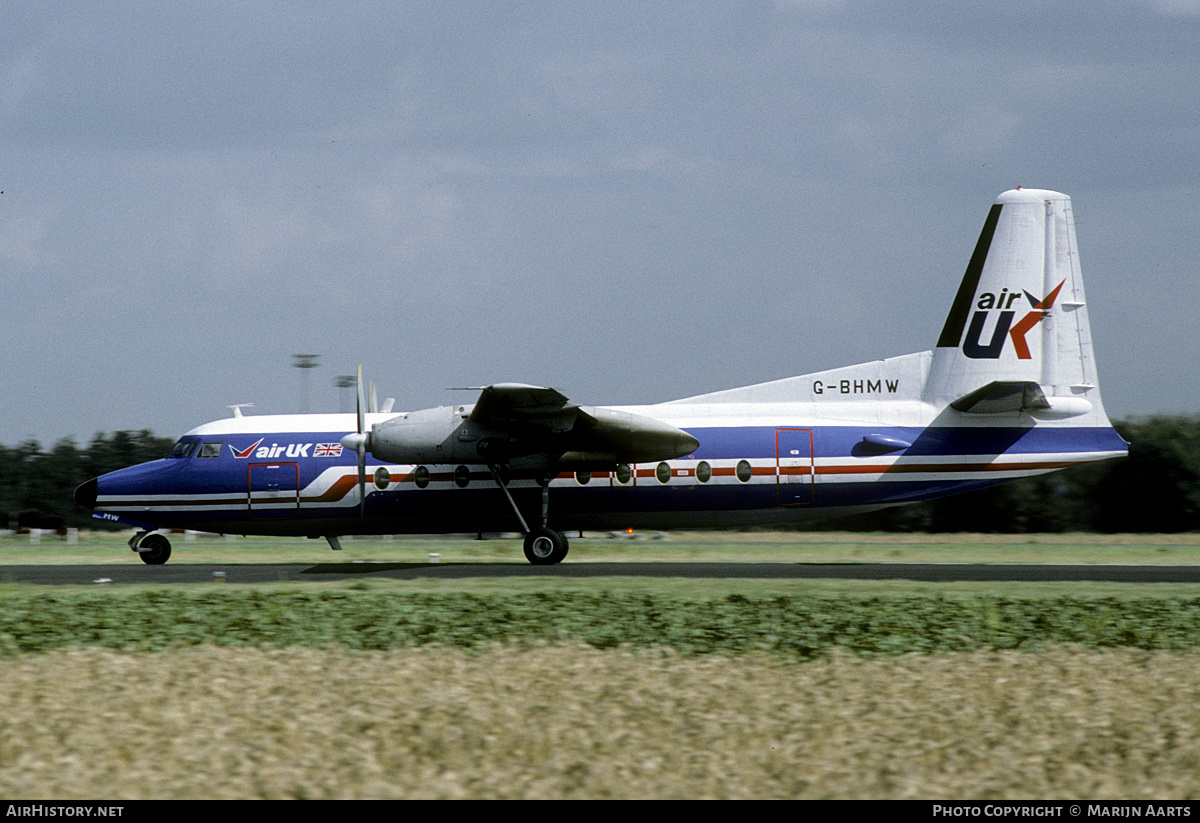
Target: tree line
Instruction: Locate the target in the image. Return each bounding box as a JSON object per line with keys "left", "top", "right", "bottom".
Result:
{"left": 827, "top": 416, "right": 1200, "bottom": 533}
{"left": 1, "top": 430, "right": 174, "bottom": 530}
{"left": 2, "top": 417, "right": 1198, "bottom": 533}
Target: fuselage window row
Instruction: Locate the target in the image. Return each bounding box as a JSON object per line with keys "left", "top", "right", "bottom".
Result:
{"left": 396, "top": 458, "right": 755, "bottom": 488}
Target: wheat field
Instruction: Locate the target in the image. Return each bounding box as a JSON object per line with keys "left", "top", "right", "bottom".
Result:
{"left": 2, "top": 644, "right": 1199, "bottom": 800}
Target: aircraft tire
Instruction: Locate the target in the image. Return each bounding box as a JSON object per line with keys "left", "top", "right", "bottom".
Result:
{"left": 138, "top": 533, "right": 172, "bottom": 565}
{"left": 523, "top": 528, "right": 568, "bottom": 565}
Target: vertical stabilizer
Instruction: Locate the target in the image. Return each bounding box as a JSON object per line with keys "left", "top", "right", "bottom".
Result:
{"left": 926, "top": 188, "right": 1104, "bottom": 421}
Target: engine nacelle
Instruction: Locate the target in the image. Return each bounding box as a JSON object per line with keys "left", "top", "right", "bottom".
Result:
{"left": 367, "top": 406, "right": 473, "bottom": 464}
{"left": 357, "top": 403, "right": 698, "bottom": 468}
{"left": 575, "top": 407, "right": 699, "bottom": 464}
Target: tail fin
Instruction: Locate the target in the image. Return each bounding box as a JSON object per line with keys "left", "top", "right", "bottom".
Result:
{"left": 926, "top": 188, "right": 1106, "bottom": 421}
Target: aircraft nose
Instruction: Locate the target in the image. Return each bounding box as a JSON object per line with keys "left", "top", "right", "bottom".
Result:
{"left": 74, "top": 478, "right": 98, "bottom": 510}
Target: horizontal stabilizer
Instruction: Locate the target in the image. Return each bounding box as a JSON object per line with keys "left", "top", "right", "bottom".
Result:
{"left": 951, "top": 381, "right": 1092, "bottom": 419}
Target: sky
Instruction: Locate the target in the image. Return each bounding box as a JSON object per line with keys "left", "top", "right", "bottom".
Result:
{"left": 3, "top": 1, "right": 1199, "bottom": 447}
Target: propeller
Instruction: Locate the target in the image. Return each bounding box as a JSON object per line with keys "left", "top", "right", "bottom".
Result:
{"left": 338, "top": 365, "right": 369, "bottom": 517}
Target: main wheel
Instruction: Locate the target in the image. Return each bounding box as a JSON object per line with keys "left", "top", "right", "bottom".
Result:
{"left": 523, "top": 528, "right": 568, "bottom": 565}
{"left": 138, "top": 533, "right": 172, "bottom": 565}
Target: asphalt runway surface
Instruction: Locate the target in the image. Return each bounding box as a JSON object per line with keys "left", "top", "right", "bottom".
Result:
{"left": 4, "top": 561, "right": 1200, "bottom": 585}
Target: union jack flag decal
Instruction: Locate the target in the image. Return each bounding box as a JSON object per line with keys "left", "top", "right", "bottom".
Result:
{"left": 314, "top": 443, "right": 343, "bottom": 457}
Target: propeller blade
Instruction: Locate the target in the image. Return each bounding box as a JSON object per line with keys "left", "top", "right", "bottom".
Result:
{"left": 337, "top": 365, "right": 373, "bottom": 517}
{"left": 355, "top": 365, "right": 366, "bottom": 517}
{"left": 356, "top": 365, "right": 366, "bottom": 440}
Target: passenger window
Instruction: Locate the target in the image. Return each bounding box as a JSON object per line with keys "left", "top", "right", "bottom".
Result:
{"left": 413, "top": 466, "right": 430, "bottom": 489}
{"left": 656, "top": 462, "right": 671, "bottom": 484}
{"left": 696, "top": 461, "right": 712, "bottom": 483}
{"left": 198, "top": 443, "right": 222, "bottom": 458}
{"left": 736, "top": 460, "right": 752, "bottom": 482}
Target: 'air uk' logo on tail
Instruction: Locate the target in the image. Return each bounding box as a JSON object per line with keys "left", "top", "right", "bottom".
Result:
{"left": 962, "top": 280, "right": 1064, "bottom": 360}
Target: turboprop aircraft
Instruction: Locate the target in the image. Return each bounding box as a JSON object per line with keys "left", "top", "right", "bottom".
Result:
{"left": 75, "top": 188, "right": 1127, "bottom": 565}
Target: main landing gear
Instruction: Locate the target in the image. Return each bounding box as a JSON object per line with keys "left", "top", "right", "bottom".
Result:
{"left": 487, "top": 463, "right": 570, "bottom": 565}
{"left": 523, "top": 527, "right": 569, "bottom": 565}
{"left": 130, "top": 531, "right": 172, "bottom": 565}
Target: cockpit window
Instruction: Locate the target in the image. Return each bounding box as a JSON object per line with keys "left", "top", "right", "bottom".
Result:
{"left": 167, "top": 440, "right": 196, "bottom": 459}
{"left": 198, "top": 442, "right": 223, "bottom": 459}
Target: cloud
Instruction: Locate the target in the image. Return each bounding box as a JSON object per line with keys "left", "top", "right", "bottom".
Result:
{"left": 937, "top": 105, "right": 1023, "bottom": 163}
{"left": 0, "top": 47, "right": 43, "bottom": 119}
{"left": 1, "top": 2, "right": 1198, "bottom": 443}
{"left": 0, "top": 205, "right": 55, "bottom": 268}
{"left": 1145, "top": 0, "right": 1200, "bottom": 14}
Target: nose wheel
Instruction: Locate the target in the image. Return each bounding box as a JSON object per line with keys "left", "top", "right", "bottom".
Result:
{"left": 523, "top": 527, "right": 569, "bottom": 565}
{"left": 131, "top": 532, "right": 172, "bottom": 565}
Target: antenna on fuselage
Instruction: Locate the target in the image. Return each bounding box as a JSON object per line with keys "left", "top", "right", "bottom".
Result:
{"left": 228, "top": 403, "right": 255, "bottom": 418}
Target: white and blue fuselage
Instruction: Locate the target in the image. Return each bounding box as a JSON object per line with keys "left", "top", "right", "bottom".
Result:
{"left": 82, "top": 401, "right": 1125, "bottom": 536}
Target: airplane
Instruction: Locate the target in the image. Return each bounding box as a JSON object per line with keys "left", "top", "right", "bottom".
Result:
{"left": 74, "top": 188, "right": 1128, "bottom": 565}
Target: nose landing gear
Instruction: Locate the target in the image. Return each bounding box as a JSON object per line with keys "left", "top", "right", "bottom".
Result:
{"left": 130, "top": 531, "right": 172, "bottom": 565}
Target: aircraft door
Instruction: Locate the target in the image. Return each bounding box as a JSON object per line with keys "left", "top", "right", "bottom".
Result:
{"left": 248, "top": 463, "right": 300, "bottom": 519}
{"left": 776, "top": 429, "right": 814, "bottom": 506}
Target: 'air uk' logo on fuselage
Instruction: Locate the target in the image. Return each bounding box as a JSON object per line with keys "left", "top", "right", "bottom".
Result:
{"left": 229, "top": 440, "right": 343, "bottom": 459}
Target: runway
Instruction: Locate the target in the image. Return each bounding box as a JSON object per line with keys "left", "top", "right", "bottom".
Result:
{"left": 5, "top": 561, "right": 1200, "bottom": 585}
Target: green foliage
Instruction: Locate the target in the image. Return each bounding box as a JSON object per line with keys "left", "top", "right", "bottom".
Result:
{"left": 0, "top": 430, "right": 174, "bottom": 530}
{"left": 3, "top": 588, "right": 1200, "bottom": 658}
{"left": 826, "top": 414, "right": 1200, "bottom": 534}
{"left": 1091, "top": 417, "right": 1200, "bottom": 532}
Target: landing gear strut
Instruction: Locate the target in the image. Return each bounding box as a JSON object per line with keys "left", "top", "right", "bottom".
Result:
{"left": 487, "top": 463, "right": 570, "bottom": 565}
{"left": 130, "top": 532, "right": 172, "bottom": 565}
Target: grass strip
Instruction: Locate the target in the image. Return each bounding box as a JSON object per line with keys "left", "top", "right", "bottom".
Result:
{"left": 3, "top": 588, "right": 1200, "bottom": 657}
{"left": 5, "top": 645, "right": 1200, "bottom": 799}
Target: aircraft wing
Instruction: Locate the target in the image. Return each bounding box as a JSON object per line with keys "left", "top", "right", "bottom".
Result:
{"left": 369, "top": 382, "right": 697, "bottom": 467}
{"left": 468, "top": 383, "right": 580, "bottom": 433}
{"left": 468, "top": 383, "right": 698, "bottom": 464}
